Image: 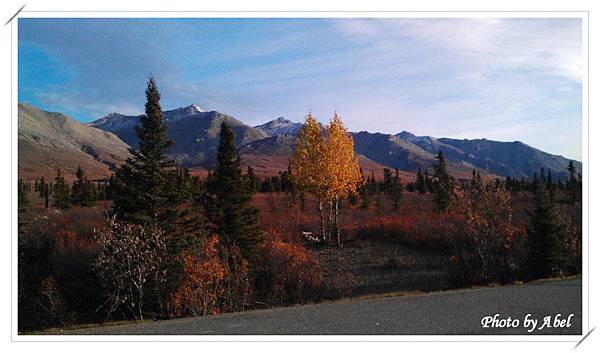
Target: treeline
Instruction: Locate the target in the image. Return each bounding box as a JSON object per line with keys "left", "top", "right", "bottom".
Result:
{"left": 19, "top": 168, "right": 113, "bottom": 210}
{"left": 402, "top": 162, "right": 582, "bottom": 203}
{"left": 355, "top": 151, "right": 582, "bottom": 287}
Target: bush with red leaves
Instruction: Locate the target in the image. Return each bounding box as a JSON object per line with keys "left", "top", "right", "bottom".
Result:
{"left": 258, "top": 241, "right": 326, "bottom": 305}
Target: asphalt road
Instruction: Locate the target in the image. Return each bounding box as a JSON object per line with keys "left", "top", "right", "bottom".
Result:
{"left": 63, "top": 278, "right": 581, "bottom": 335}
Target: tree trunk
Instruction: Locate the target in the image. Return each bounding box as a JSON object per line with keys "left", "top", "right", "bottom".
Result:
{"left": 138, "top": 288, "right": 144, "bottom": 321}
{"left": 335, "top": 196, "right": 341, "bottom": 247}
{"left": 328, "top": 201, "right": 334, "bottom": 246}
{"left": 318, "top": 199, "right": 325, "bottom": 242}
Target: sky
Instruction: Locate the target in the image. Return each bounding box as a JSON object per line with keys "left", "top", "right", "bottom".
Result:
{"left": 18, "top": 18, "right": 582, "bottom": 160}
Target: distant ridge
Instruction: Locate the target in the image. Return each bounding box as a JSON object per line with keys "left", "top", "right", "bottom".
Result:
{"left": 18, "top": 102, "right": 581, "bottom": 181}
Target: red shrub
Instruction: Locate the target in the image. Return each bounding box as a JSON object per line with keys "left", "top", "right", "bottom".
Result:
{"left": 442, "top": 185, "right": 523, "bottom": 285}
{"left": 260, "top": 241, "right": 326, "bottom": 305}
{"left": 169, "top": 236, "right": 251, "bottom": 318}
{"left": 353, "top": 212, "right": 448, "bottom": 251}
{"left": 170, "top": 236, "right": 228, "bottom": 317}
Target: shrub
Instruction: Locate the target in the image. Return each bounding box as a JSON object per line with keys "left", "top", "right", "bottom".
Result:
{"left": 169, "top": 236, "right": 227, "bottom": 316}
{"left": 354, "top": 213, "right": 449, "bottom": 252}
{"left": 169, "top": 235, "right": 251, "bottom": 317}
{"left": 443, "top": 183, "right": 523, "bottom": 286}
{"left": 36, "top": 277, "right": 66, "bottom": 327}
{"left": 18, "top": 208, "right": 104, "bottom": 332}
{"left": 94, "top": 217, "right": 168, "bottom": 321}
{"left": 259, "top": 241, "right": 326, "bottom": 305}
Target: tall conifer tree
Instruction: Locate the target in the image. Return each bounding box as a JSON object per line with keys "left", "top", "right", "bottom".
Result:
{"left": 71, "top": 166, "right": 96, "bottom": 207}
{"left": 526, "top": 183, "right": 567, "bottom": 279}
{"left": 18, "top": 179, "right": 30, "bottom": 236}
{"left": 205, "top": 122, "right": 264, "bottom": 267}
{"left": 433, "top": 151, "right": 454, "bottom": 212}
{"left": 52, "top": 169, "right": 71, "bottom": 210}
{"left": 566, "top": 161, "right": 580, "bottom": 204}
{"left": 111, "top": 77, "right": 179, "bottom": 226}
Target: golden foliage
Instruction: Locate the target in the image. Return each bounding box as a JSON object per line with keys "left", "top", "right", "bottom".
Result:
{"left": 324, "top": 112, "right": 362, "bottom": 200}
{"left": 290, "top": 112, "right": 362, "bottom": 243}
{"left": 169, "top": 235, "right": 251, "bottom": 317}
{"left": 443, "top": 180, "right": 521, "bottom": 285}
{"left": 291, "top": 112, "right": 362, "bottom": 201}
{"left": 290, "top": 113, "right": 327, "bottom": 198}
{"left": 170, "top": 235, "right": 227, "bottom": 317}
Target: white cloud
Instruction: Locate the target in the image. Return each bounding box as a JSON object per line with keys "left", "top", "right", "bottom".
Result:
{"left": 332, "top": 18, "right": 582, "bottom": 83}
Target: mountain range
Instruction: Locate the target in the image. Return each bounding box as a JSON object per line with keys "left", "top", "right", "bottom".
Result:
{"left": 18, "top": 103, "right": 581, "bottom": 181}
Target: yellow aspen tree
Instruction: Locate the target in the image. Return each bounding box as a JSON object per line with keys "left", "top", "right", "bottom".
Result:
{"left": 290, "top": 113, "right": 328, "bottom": 240}
{"left": 325, "top": 112, "right": 362, "bottom": 246}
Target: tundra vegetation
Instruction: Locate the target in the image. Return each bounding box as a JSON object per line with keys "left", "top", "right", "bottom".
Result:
{"left": 18, "top": 79, "right": 582, "bottom": 332}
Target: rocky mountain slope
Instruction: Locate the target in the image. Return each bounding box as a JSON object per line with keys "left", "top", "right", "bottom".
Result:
{"left": 254, "top": 117, "right": 303, "bottom": 137}
{"left": 21, "top": 102, "right": 581, "bottom": 181}
{"left": 89, "top": 105, "right": 268, "bottom": 167}
{"left": 18, "top": 103, "right": 131, "bottom": 180}
{"left": 394, "top": 131, "right": 580, "bottom": 180}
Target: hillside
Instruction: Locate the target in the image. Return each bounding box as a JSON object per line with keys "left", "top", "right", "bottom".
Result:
{"left": 18, "top": 103, "right": 131, "bottom": 181}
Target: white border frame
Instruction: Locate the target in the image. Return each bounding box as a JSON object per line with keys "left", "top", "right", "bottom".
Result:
{"left": 10, "top": 10, "right": 590, "bottom": 343}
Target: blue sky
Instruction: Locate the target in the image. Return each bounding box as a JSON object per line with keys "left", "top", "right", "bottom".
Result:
{"left": 18, "top": 18, "right": 582, "bottom": 160}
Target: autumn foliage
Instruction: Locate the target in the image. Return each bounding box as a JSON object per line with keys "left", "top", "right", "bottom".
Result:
{"left": 324, "top": 113, "right": 363, "bottom": 245}
{"left": 18, "top": 207, "right": 105, "bottom": 331}
{"left": 291, "top": 112, "right": 362, "bottom": 245}
{"left": 260, "top": 241, "right": 326, "bottom": 305}
{"left": 169, "top": 235, "right": 251, "bottom": 317}
{"left": 442, "top": 181, "right": 524, "bottom": 286}
{"left": 170, "top": 236, "right": 227, "bottom": 316}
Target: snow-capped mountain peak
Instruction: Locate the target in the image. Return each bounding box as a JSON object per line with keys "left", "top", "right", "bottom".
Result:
{"left": 255, "top": 117, "right": 302, "bottom": 136}
{"left": 189, "top": 104, "right": 204, "bottom": 113}
{"left": 163, "top": 104, "right": 206, "bottom": 121}
{"left": 89, "top": 112, "right": 139, "bottom": 132}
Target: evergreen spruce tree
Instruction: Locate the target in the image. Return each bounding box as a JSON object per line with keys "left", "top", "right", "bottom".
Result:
{"left": 38, "top": 176, "right": 46, "bottom": 198}
{"left": 105, "top": 175, "right": 116, "bottom": 200}
{"left": 245, "top": 165, "right": 259, "bottom": 193}
{"left": 375, "top": 193, "right": 384, "bottom": 212}
{"left": 546, "top": 169, "right": 554, "bottom": 201}
{"left": 175, "top": 174, "right": 208, "bottom": 255}
{"left": 416, "top": 167, "right": 427, "bottom": 194}
{"left": 204, "top": 122, "right": 264, "bottom": 268}
{"left": 526, "top": 183, "right": 567, "bottom": 279}
{"left": 18, "top": 179, "right": 30, "bottom": 236}
{"left": 348, "top": 191, "right": 359, "bottom": 206}
{"left": 433, "top": 151, "right": 454, "bottom": 212}
{"left": 71, "top": 166, "right": 96, "bottom": 207}
{"left": 111, "top": 77, "right": 179, "bottom": 226}
{"left": 470, "top": 169, "right": 482, "bottom": 190}
{"left": 43, "top": 183, "right": 49, "bottom": 209}
{"left": 566, "top": 161, "right": 580, "bottom": 204}
{"left": 390, "top": 169, "right": 403, "bottom": 210}
{"left": 283, "top": 163, "right": 298, "bottom": 206}
{"left": 424, "top": 169, "right": 435, "bottom": 193}
{"left": 52, "top": 169, "right": 71, "bottom": 210}
{"left": 359, "top": 184, "right": 370, "bottom": 210}
{"left": 383, "top": 168, "right": 393, "bottom": 194}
